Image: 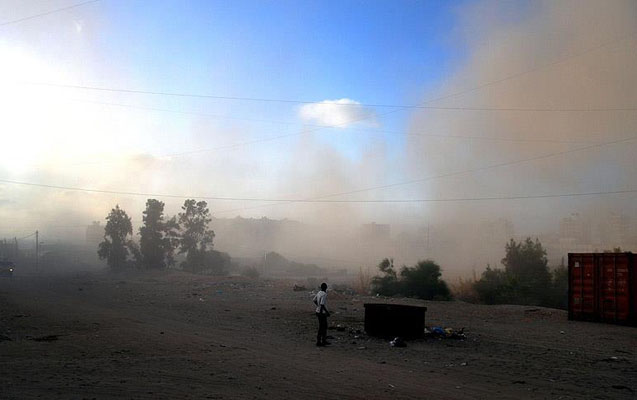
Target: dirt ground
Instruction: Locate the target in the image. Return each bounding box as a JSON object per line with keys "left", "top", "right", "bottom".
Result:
{"left": 0, "top": 271, "right": 635, "bottom": 399}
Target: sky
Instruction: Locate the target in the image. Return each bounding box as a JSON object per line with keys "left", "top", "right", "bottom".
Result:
{"left": 1, "top": 0, "right": 636, "bottom": 269}
{"left": 0, "top": 0, "right": 466, "bottom": 229}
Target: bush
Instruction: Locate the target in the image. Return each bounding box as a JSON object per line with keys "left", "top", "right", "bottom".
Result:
{"left": 400, "top": 260, "right": 451, "bottom": 300}
{"left": 241, "top": 266, "right": 260, "bottom": 279}
{"left": 545, "top": 264, "right": 568, "bottom": 309}
{"left": 449, "top": 277, "right": 479, "bottom": 303}
{"left": 371, "top": 258, "right": 451, "bottom": 300}
{"left": 474, "top": 266, "right": 516, "bottom": 304}
{"left": 371, "top": 258, "right": 401, "bottom": 296}
{"left": 353, "top": 266, "right": 372, "bottom": 295}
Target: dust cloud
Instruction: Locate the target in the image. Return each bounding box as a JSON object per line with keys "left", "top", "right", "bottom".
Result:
{"left": 2, "top": 0, "right": 636, "bottom": 278}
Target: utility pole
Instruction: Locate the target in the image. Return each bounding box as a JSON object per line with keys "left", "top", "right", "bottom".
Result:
{"left": 263, "top": 251, "right": 267, "bottom": 276}
{"left": 14, "top": 237, "right": 18, "bottom": 259}
{"left": 35, "top": 230, "right": 39, "bottom": 272}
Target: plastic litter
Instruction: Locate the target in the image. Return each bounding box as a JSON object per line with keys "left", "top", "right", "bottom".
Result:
{"left": 390, "top": 336, "right": 407, "bottom": 347}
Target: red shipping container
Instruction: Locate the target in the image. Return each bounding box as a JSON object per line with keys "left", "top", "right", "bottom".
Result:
{"left": 569, "top": 253, "right": 637, "bottom": 325}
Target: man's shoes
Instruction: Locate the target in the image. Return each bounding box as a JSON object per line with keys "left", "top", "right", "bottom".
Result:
{"left": 316, "top": 342, "right": 325, "bottom": 347}
{"left": 322, "top": 341, "right": 332, "bottom": 346}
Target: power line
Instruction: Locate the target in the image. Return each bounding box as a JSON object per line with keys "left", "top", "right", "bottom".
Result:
{"left": 72, "top": 98, "right": 598, "bottom": 147}
{"left": 1, "top": 177, "right": 635, "bottom": 204}
{"left": 1, "top": 124, "right": 636, "bottom": 205}
{"left": 0, "top": 0, "right": 100, "bottom": 27}
{"left": 37, "top": 29, "right": 637, "bottom": 167}
{"left": 16, "top": 232, "right": 36, "bottom": 240}
{"left": 21, "top": 29, "right": 636, "bottom": 111}
{"left": 15, "top": 29, "right": 632, "bottom": 170}
{"left": 213, "top": 134, "right": 637, "bottom": 215}
{"left": 23, "top": 81, "right": 637, "bottom": 112}
{"left": 1, "top": 133, "right": 634, "bottom": 206}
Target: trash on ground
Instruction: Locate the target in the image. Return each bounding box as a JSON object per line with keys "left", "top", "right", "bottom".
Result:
{"left": 426, "top": 326, "right": 466, "bottom": 340}
{"left": 390, "top": 336, "right": 407, "bottom": 347}
{"left": 30, "top": 334, "right": 60, "bottom": 342}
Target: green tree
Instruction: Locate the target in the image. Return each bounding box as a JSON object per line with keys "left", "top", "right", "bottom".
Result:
{"left": 98, "top": 205, "right": 134, "bottom": 271}
{"left": 501, "top": 237, "right": 551, "bottom": 304}
{"left": 178, "top": 199, "right": 215, "bottom": 272}
{"left": 400, "top": 260, "right": 451, "bottom": 300}
{"left": 474, "top": 265, "right": 515, "bottom": 304}
{"left": 371, "top": 258, "right": 400, "bottom": 296}
{"left": 139, "top": 199, "right": 180, "bottom": 269}
{"left": 547, "top": 263, "right": 568, "bottom": 309}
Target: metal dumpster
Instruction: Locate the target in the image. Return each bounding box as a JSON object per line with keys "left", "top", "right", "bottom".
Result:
{"left": 569, "top": 252, "right": 637, "bottom": 325}
{"left": 364, "top": 303, "right": 427, "bottom": 339}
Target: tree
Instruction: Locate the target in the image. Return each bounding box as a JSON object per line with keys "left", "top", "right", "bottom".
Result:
{"left": 98, "top": 205, "right": 134, "bottom": 271}
{"left": 371, "top": 258, "right": 451, "bottom": 300}
{"left": 371, "top": 258, "right": 400, "bottom": 296}
{"left": 400, "top": 260, "right": 451, "bottom": 300}
{"left": 474, "top": 265, "right": 515, "bottom": 304}
{"left": 501, "top": 238, "right": 551, "bottom": 304}
{"left": 139, "top": 199, "right": 180, "bottom": 269}
{"left": 178, "top": 199, "right": 215, "bottom": 272}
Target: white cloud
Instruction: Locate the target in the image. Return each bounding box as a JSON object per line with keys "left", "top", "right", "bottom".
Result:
{"left": 74, "top": 20, "right": 83, "bottom": 34}
{"left": 298, "top": 98, "right": 378, "bottom": 128}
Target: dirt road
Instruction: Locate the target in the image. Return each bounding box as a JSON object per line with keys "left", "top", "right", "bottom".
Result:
{"left": 1, "top": 271, "right": 635, "bottom": 399}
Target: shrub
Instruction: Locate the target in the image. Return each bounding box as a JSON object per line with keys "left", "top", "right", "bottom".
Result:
{"left": 449, "top": 277, "right": 479, "bottom": 303}
{"left": 400, "top": 260, "right": 451, "bottom": 300}
{"left": 371, "top": 258, "right": 451, "bottom": 300}
{"left": 474, "top": 266, "right": 516, "bottom": 305}
{"left": 353, "top": 266, "right": 372, "bottom": 295}
{"left": 241, "top": 266, "right": 260, "bottom": 279}
{"left": 371, "top": 258, "right": 401, "bottom": 296}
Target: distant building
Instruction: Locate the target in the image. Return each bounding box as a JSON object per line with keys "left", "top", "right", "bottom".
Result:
{"left": 86, "top": 221, "right": 104, "bottom": 245}
{"left": 360, "top": 222, "right": 390, "bottom": 242}
{"left": 597, "top": 213, "right": 632, "bottom": 251}
{"left": 557, "top": 213, "right": 593, "bottom": 254}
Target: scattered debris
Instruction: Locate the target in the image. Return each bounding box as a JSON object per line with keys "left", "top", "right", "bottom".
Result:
{"left": 390, "top": 337, "right": 407, "bottom": 347}
{"left": 336, "top": 324, "right": 345, "bottom": 332}
{"left": 426, "top": 326, "right": 466, "bottom": 340}
{"left": 293, "top": 284, "right": 306, "bottom": 292}
{"left": 30, "top": 335, "right": 59, "bottom": 342}
{"left": 599, "top": 356, "right": 629, "bottom": 363}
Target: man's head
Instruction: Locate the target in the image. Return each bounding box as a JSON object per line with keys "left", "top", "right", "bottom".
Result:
{"left": 320, "top": 282, "right": 327, "bottom": 291}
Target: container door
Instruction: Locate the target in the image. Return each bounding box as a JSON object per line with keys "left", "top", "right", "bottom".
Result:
{"left": 597, "top": 254, "right": 631, "bottom": 323}
{"left": 569, "top": 254, "right": 596, "bottom": 320}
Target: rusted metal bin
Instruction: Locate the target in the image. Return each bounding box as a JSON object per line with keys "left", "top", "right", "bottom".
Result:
{"left": 364, "top": 303, "right": 427, "bottom": 339}
{"left": 569, "top": 252, "right": 637, "bottom": 325}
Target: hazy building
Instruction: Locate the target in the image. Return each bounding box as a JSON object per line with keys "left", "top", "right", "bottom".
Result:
{"left": 360, "top": 222, "right": 391, "bottom": 242}
{"left": 85, "top": 221, "right": 104, "bottom": 246}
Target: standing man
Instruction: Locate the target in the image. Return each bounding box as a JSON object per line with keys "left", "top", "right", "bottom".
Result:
{"left": 313, "top": 282, "right": 330, "bottom": 346}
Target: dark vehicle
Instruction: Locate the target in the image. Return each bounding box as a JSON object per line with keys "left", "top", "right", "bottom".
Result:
{"left": 0, "top": 260, "right": 15, "bottom": 278}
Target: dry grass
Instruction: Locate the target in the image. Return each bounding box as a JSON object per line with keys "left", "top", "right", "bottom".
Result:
{"left": 353, "top": 266, "right": 372, "bottom": 295}
{"left": 449, "top": 276, "right": 479, "bottom": 303}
